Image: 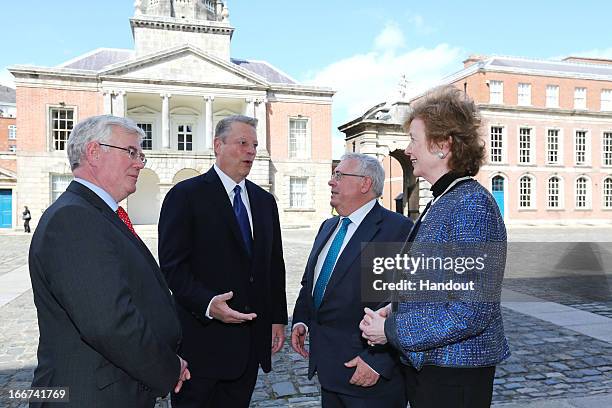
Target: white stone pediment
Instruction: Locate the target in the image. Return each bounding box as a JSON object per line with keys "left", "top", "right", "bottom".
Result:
{"left": 0, "top": 167, "right": 17, "bottom": 182}
{"left": 101, "top": 45, "right": 267, "bottom": 86}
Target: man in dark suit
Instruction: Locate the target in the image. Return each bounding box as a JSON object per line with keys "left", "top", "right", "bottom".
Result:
{"left": 291, "top": 153, "right": 413, "bottom": 408}
{"left": 28, "top": 115, "right": 189, "bottom": 408}
{"left": 158, "top": 115, "right": 288, "bottom": 408}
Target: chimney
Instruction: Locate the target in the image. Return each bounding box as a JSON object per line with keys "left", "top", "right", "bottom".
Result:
{"left": 463, "top": 55, "right": 486, "bottom": 68}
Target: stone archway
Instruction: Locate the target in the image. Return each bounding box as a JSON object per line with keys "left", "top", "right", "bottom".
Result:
{"left": 389, "top": 149, "right": 417, "bottom": 219}
{"left": 127, "top": 169, "right": 161, "bottom": 225}
{"left": 173, "top": 168, "right": 200, "bottom": 184}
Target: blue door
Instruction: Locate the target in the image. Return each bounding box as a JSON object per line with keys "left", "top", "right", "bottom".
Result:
{"left": 492, "top": 176, "right": 504, "bottom": 218}
{"left": 0, "top": 189, "right": 12, "bottom": 228}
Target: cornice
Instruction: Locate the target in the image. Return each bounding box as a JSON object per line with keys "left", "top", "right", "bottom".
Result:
{"left": 130, "top": 16, "right": 234, "bottom": 36}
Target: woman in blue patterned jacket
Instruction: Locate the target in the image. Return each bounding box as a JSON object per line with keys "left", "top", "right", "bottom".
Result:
{"left": 360, "top": 86, "right": 510, "bottom": 407}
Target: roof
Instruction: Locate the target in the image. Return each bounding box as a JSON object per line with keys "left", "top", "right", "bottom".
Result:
{"left": 442, "top": 55, "right": 612, "bottom": 85}
{"left": 54, "top": 48, "right": 297, "bottom": 84}
{"left": 0, "top": 86, "right": 16, "bottom": 104}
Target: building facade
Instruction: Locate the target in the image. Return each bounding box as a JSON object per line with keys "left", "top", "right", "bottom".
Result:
{"left": 342, "top": 55, "right": 612, "bottom": 226}
{"left": 9, "top": 0, "right": 334, "bottom": 228}
{"left": 0, "top": 86, "right": 17, "bottom": 229}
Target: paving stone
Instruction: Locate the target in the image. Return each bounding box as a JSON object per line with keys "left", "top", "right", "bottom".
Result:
{"left": 272, "top": 381, "right": 297, "bottom": 397}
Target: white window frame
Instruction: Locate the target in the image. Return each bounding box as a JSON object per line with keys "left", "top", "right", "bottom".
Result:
{"left": 601, "top": 89, "right": 612, "bottom": 111}
{"left": 573, "top": 129, "right": 591, "bottom": 166}
{"left": 489, "top": 80, "right": 503, "bottom": 104}
{"left": 518, "top": 174, "right": 536, "bottom": 209}
{"left": 8, "top": 145, "right": 16, "bottom": 153}
{"left": 288, "top": 117, "right": 311, "bottom": 159}
{"left": 603, "top": 177, "right": 612, "bottom": 209}
{"left": 7, "top": 125, "right": 16, "bottom": 140}
{"left": 545, "top": 128, "right": 563, "bottom": 165}
{"left": 546, "top": 85, "right": 559, "bottom": 108}
{"left": 50, "top": 174, "right": 73, "bottom": 203}
{"left": 128, "top": 106, "right": 161, "bottom": 151}
{"left": 546, "top": 176, "right": 564, "bottom": 209}
{"left": 574, "top": 175, "right": 592, "bottom": 210}
{"left": 48, "top": 105, "right": 77, "bottom": 152}
{"left": 518, "top": 83, "right": 532, "bottom": 106}
{"left": 137, "top": 122, "right": 154, "bottom": 151}
{"left": 489, "top": 125, "right": 506, "bottom": 163}
{"left": 602, "top": 131, "right": 612, "bottom": 167}
{"left": 170, "top": 110, "right": 200, "bottom": 152}
{"left": 574, "top": 87, "right": 587, "bottom": 110}
{"left": 517, "top": 126, "right": 535, "bottom": 165}
{"left": 289, "top": 176, "right": 310, "bottom": 208}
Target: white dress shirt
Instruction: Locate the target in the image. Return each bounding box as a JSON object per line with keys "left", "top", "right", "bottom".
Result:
{"left": 74, "top": 178, "right": 118, "bottom": 211}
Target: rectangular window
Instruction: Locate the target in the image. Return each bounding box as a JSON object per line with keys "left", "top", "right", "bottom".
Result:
{"left": 490, "top": 126, "right": 503, "bottom": 163}
{"left": 601, "top": 89, "right": 612, "bottom": 111}
{"left": 51, "top": 174, "right": 73, "bottom": 203}
{"left": 546, "top": 85, "right": 559, "bottom": 108}
{"left": 518, "top": 83, "right": 531, "bottom": 106}
{"left": 546, "top": 129, "right": 560, "bottom": 164}
{"left": 574, "top": 87, "right": 587, "bottom": 109}
{"left": 604, "top": 178, "right": 612, "bottom": 208}
{"left": 289, "top": 118, "right": 309, "bottom": 159}
{"left": 519, "top": 177, "right": 533, "bottom": 208}
{"left": 8, "top": 145, "right": 16, "bottom": 153}
{"left": 177, "top": 124, "right": 193, "bottom": 151}
{"left": 51, "top": 108, "right": 75, "bottom": 151}
{"left": 8, "top": 125, "right": 16, "bottom": 140}
{"left": 603, "top": 132, "right": 612, "bottom": 166}
{"left": 519, "top": 128, "right": 532, "bottom": 164}
{"left": 289, "top": 177, "right": 308, "bottom": 208}
{"left": 137, "top": 123, "right": 153, "bottom": 150}
{"left": 489, "top": 80, "right": 503, "bottom": 104}
{"left": 575, "top": 130, "right": 587, "bottom": 165}
{"left": 575, "top": 177, "right": 589, "bottom": 208}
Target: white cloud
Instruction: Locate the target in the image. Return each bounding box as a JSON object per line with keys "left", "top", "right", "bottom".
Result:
{"left": 304, "top": 23, "right": 464, "bottom": 157}
{"left": 0, "top": 68, "right": 15, "bottom": 88}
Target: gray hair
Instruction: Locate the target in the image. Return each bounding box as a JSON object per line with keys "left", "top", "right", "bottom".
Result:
{"left": 214, "top": 114, "right": 258, "bottom": 142}
{"left": 340, "top": 153, "right": 385, "bottom": 197}
{"left": 67, "top": 115, "right": 144, "bottom": 170}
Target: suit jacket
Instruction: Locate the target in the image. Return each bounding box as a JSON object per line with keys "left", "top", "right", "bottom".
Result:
{"left": 292, "top": 202, "right": 413, "bottom": 397}
{"left": 158, "top": 167, "right": 288, "bottom": 380}
{"left": 28, "top": 181, "right": 182, "bottom": 408}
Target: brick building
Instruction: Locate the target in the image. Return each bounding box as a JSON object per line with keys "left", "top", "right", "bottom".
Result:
{"left": 9, "top": 0, "right": 334, "bottom": 228}
{"left": 0, "top": 85, "right": 17, "bottom": 229}
{"left": 341, "top": 55, "right": 612, "bottom": 225}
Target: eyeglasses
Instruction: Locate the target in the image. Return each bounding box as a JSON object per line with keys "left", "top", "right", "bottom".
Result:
{"left": 99, "top": 143, "right": 147, "bottom": 165}
{"left": 331, "top": 170, "right": 367, "bottom": 181}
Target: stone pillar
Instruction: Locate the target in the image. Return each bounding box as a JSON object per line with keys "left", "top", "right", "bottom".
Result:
{"left": 255, "top": 98, "right": 268, "bottom": 153}
{"left": 245, "top": 98, "right": 255, "bottom": 118}
{"left": 161, "top": 93, "right": 171, "bottom": 149}
{"left": 112, "top": 91, "right": 126, "bottom": 117}
{"left": 204, "top": 96, "right": 214, "bottom": 149}
{"left": 103, "top": 91, "right": 112, "bottom": 114}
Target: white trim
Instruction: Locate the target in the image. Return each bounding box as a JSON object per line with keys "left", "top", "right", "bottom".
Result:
{"left": 517, "top": 125, "right": 535, "bottom": 165}
{"left": 574, "top": 87, "right": 587, "bottom": 110}
{"left": 546, "top": 84, "right": 560, "bottom": 108}
{"left": 573, "top": 128, "right": 591, "bottom": 167}
{"left": 517, "top": 82, "right": 532, "bottom": 106}
{"left": 288, "top": 116, "right": 311, "bottom": 160}
{"left": 602, "top": 131, "right": 612, "bottom": 168}
{"left": 602, "top": 176, "right": 612, "bottom": 209}
{"left": 488, "top": 124, "right": 507, "bottom": 164}
{"left": 545, "top": 127, "right": 563, "bottom": 166}
{"left": 518, "top": 173, "right": 536, "bottom": 209}
{"left": 546, "top": 175, "right": 565, "bottom": 210}
{"left": 47, "top": 105, "right": 78, "bottom": 153}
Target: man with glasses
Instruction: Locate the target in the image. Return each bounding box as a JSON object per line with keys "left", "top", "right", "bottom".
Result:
{"left": 29, "top": 115, "right": 189, "bottom": 408}
{"left": 291, "top": 153, "right": 413, "bottom": 407}
{"left": 158, "top": 115, "right": 288, "bottom": 407}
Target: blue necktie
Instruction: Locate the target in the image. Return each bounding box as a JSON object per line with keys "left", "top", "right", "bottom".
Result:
{"left": 313, "top": 217, "right": 352, "bottom": 309}
{"left": 233, "top": 185, "right": 253, "bottom": 255}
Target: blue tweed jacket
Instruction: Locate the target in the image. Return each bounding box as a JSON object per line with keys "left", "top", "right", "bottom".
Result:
{"left": 385, "top": 179, "right": 510, "bottom": 370}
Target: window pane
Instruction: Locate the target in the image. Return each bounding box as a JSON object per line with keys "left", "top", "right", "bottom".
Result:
{"left": 290, "top": 177, "right": 308, "bottom": 208}
{"left": 490, "top": 127, "right": 503, "bottom": 163}
{"left": 519, "top": 128, "right": 531, "bottom": 164}
{"left": 50, "top": 108, "right": 74, "bottom": 151}
{"left": 289, "top": 118, "right": 308, "bottom": 159}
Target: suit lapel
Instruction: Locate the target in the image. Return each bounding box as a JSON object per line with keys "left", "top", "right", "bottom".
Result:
{"left": 66, "top": 181, "right": 174, "bottom": 304}
{"left": 320, "top": 203, "right": 383, "bottom": 305}
{"left": 202, "top": 168, "right": 251, "bottom": 257}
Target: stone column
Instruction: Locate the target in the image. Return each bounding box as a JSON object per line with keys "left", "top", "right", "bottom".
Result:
{"left": 103, "top": 91, "right": 112, "bottom": 114}
{"left": 161, "top": 93, "right": 171, "bottom": 149}
{"left": 112, "top": 91, "right": 126, "bottom": 117}
{"left": 204, "top": 96, "right": 214, "bottom": 149}
{"left": 245, "top": 98, "right": 255, "bottom": 118}
{"left": 254, "top": 98, "right": 268, "bottom": 154}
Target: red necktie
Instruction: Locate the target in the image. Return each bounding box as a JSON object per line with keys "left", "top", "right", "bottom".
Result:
{"left": 116, "top": 206, "right": 138, "bottom": 238}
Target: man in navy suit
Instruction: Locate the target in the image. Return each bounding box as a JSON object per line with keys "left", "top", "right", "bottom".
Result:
{"left": 291, "top": 153, "right": 413, "bottom": 407}
{"left": 158, "top": 115, "right": 288, "bottom": 408}
{"left": 29, "top": 115, "right": 189, "bottom": 408}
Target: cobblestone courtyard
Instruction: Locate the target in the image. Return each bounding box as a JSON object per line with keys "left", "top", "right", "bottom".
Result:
{"left": 1, "top": 227, "right": 611, "bottom": 407}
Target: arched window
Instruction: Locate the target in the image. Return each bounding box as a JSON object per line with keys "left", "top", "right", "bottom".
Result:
{"left": 519, "top": 175, "right": 534, "bottom": 208}
{"left": 575, "top": 176, "right": 591, "bottom": 209}
{"left": 547, "top": 176, "right": 561, "bottom": 208}
{"left": 603, "top": 177, "right": 612, "bottom": 209}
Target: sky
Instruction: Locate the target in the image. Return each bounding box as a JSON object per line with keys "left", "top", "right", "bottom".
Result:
{"left": 2, "top": 0, "right": 612, "bottom": 157}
